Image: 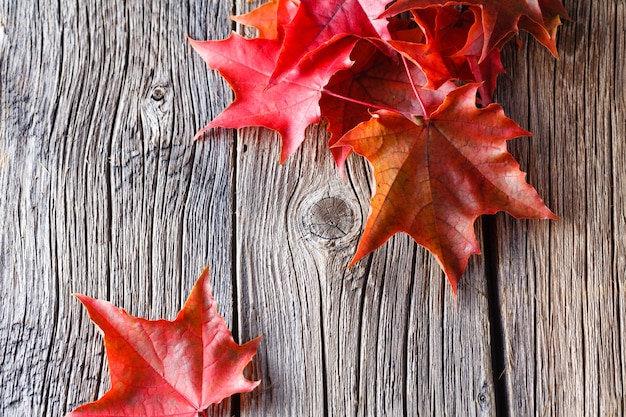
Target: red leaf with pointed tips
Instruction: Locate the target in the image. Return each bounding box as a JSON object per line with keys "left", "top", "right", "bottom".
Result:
{"left": 67, "top": 267, "right": 261, "bottom": 417}
{"left": 269, "top": 0, "right": 384, "bottom": 84}
{"left": 335, "top": 85, "right": 557, "bottom": 291}
{"left": 382, "top": 0, "right": 567, "bottom": 59}
{"left": 411, "top": 5, "right": 505, "bottom": 104}
{"left": 385, "top": 40, "right": 452, "bottom": 89}
{"left": 190, "top": 33, "right": 355, "bottom": 162}
{"left": 321, "top": 41, "right": 454, "bottom": 171}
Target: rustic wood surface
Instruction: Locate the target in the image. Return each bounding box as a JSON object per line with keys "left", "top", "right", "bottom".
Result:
{"left": 0, "top": 1, "right": 623, "bottom": 416}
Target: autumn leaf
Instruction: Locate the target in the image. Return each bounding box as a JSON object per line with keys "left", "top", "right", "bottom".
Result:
{"left": 335, "top": 84, "right": 557, "bottom": 292}
{"left": 190, "top": 33, "right": 355, "bottom": 162}
{"left": 231, "top": 1, "right": 281, "bottom": 39}
{"left": 269, "top": 0, "right": 385, "bottom": 84}
{"left": 385, "top": 40, "right": 452, "bottom": 89}
{"left": 410, "top": 5, "right": 505, "bottom": 104}
{"left": 381, "top": 0, "right": 567, "bottom": 59}
{"left": 67, "top": 267, "right": 261, "bottom": 417}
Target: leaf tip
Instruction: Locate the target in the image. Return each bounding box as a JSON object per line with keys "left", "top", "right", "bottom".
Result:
{"left": 545, "top": 210, "right": 560, "bottom": 221}
{"left": 449, "top": 280, "right": 459, "bottom": 296}
{"left": 187, "top": 35, "right": 202, "bottom": 51}
{"left": 194, "top": 124, "right": 213, "bottom": 141}
{"left": 347, "top": 251, "right": 366, "bottom": 268}
{"left": 72, "top": 293, "right": 91, "bottom": 305}
{"left": 441, "top": 264, "right": 466, "bottom": 295}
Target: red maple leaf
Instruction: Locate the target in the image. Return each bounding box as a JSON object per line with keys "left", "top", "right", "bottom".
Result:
{"left": 382, "top": 0, "right": 567, "bottom": 59}
{"left": 190, "top": 33, "right": 355, "bottom": 162}
{"left": 385, "top": 40, "right": 452, "bottom": 89}
{"left": 66, "top": 267, "right": 261, "bottom": 417}
{"left": 409, "top": 5, "right": 505, "bottom": 104}
{"left": 335, "top": 84, "right": 557, "bottom": 292}
{"left": 269, "top": 0, "right": 385, "bottom": 84}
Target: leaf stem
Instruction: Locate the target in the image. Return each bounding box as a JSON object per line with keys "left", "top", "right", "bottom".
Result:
{"left": 401, "top": 55, "right": 428, "bottom": 119}
{"left": 321, "top": 89, "right": 398, "bottom": 113}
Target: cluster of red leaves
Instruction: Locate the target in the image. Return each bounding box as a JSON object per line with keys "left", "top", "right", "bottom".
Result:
{"left": 191, "top": 0, "right": 567, "bottom": 291}
{"left": 67, "top": 268, "right": 261, "bottom": 417}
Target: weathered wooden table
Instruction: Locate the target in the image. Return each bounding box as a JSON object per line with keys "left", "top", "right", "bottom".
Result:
{"left": 1, "top": 1, "right": 624, "bottom": 416}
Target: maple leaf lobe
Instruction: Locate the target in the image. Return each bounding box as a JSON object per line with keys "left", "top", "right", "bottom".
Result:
{"left": 382, "top": 0, "right": 567, "bottom": 59}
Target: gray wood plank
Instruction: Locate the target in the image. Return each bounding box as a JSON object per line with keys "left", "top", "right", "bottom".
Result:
{"left": 0, "top": 1, "right": 236, "bottom": 416}
{"left": 232, "top": 4, "right": 496, "bottom": 416}
{"left": 495, "top": 1, "right": 626, "bottom": 415}
{"left": 234, "top": 124, "right": 497, "bottom": 417}
{"left": 613, "top": 6, "right": 626, "bottom": 415}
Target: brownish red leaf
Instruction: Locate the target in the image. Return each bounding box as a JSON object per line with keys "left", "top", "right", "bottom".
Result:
{"left": 382, "top": 0, "right": 567, "bottom": 58}
{"left": 335, "top": 84, "right": 557, "bottom": 291}
{"left": 321, "top": 41, "right": 454, "bottom": 171}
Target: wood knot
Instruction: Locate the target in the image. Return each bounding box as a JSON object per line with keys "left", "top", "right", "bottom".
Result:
{"left": 476, "top": 381, "right": 491, "bottom": 411}
{"left": 151, "top": 86, "right": 167, "bottom": 101}
{"left": 300, "top": 195, "right": 360, "bottom": 249}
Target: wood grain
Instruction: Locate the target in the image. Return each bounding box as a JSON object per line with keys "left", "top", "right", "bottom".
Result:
{"left": 233, "top": 123, "right": 495, "bottom": 417}
{"left": 0, "top": 1, "right": 623, "bottom": 416}
{"left": 0, "top": 1, "right": 236, "bottom": 416}
{"left": 495, "top": 1, "right": 626, "bottom": 416}
{"left": 231, "top": 1, "right": 496, "bottom": 414}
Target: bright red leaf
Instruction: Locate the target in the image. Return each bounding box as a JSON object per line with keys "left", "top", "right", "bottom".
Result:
{"left": 353, "top": 0, "right": 392, "bottom": 39}
{"left": 269, "top": 0, "right": 384, "bottom": 84}
{"left": 385, "top": 40, "right": 452, "bottom": 89}
{"left": 190, "top": 33, "right": 355, "bottom": 162}
{"left": 410, "top": 5, "right": 505, "bottom": 104}
{"left": 335, "top": 84, "right": 557, "bottom": 292}
{"left": 67, "top": 267, "right": 261, "bottom": 417}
